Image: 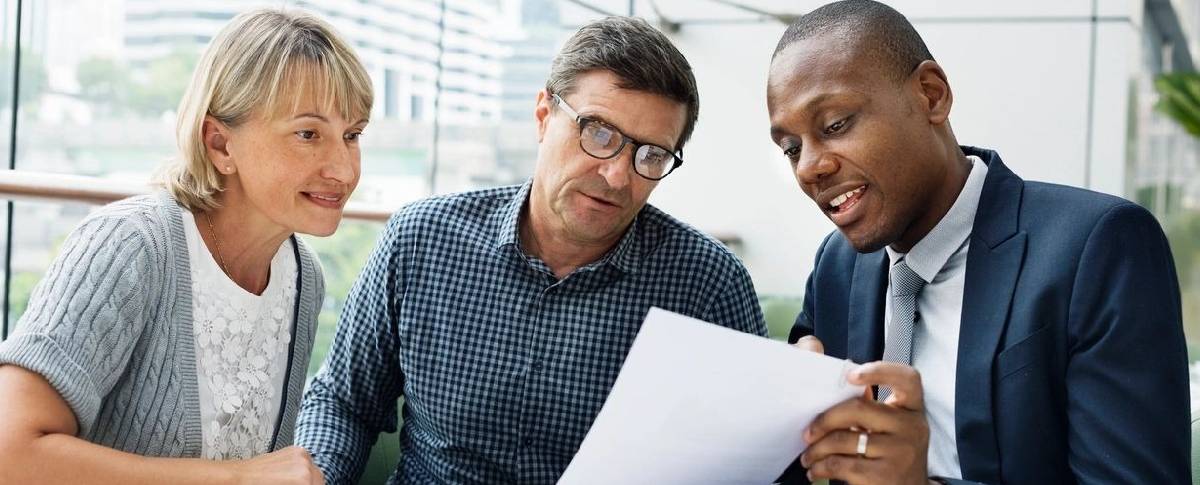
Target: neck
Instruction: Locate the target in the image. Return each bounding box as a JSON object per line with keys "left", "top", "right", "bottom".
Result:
{"left": 891, "top": 144, "right": 972, "bottom": 253}
{"left": 521, "top": 193, "right": 625, "bottom": 280}
{"left": 198, "top": 186, "right": 292, "bottom": 295}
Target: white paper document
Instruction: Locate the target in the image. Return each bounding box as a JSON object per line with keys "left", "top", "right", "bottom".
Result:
{"left": 558, "top": 307, "right": 864, "bottom": 485}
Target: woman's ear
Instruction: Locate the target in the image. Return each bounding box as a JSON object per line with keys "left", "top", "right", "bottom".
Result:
{"left": 202, "top": 115, "right": 236, "bottom": 174}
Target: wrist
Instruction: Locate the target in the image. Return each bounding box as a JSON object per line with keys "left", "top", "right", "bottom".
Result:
{"left": 214, "top": 460, "right": 242, "bottom": 485}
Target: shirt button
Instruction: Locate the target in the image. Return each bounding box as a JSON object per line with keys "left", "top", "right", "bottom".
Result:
{"left": 531, "top": 361, "right": 543, "bottom": 372}
{"left": 523, "top": 438, "right": 534, "bottom": 447}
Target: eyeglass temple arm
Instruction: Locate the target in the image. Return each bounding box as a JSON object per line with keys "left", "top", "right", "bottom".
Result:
{"left": 550, "top": 93, "right": 581, "bottom": 122}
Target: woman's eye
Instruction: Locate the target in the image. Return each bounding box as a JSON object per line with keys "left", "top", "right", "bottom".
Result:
{"left": 296, "top": 130, "right": 317, "bottom": 140}
{"left": 345, "top": 131, "right": 363, "bottom": 141}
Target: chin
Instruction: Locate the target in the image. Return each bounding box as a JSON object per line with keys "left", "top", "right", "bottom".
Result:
{"left": 295, "top": 219, "right": 341, "bottom": 237}
{"left": 848, "top": 238, "right": 888, "bottom": 254}
{"left": 564, "top": 216, "right": 625, "bottom": 242}
{"left": 842, "top": 227, "right": 890, "bottom": 254}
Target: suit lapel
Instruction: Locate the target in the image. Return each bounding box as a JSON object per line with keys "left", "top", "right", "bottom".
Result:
{"left": 955, "top": 147, "right": 1027, "bottom": 482}
{"left": 847, "top": 250, "right": 887, "bottom": 364}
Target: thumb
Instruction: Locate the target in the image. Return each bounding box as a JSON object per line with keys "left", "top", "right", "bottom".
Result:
{"left": 792, "top": 335, "right": 825, "bottom": 354}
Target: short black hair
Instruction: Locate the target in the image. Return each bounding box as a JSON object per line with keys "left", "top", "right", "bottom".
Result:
{"left": 773, "top": 0, "right": 933, "bottom": 82}
{"left": 547, "top": 16, "right": 699, "bottom": 151}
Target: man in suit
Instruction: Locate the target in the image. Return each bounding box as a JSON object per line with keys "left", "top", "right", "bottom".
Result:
{"left": 766, "top": 1, "right": 1189, "bottom": 484}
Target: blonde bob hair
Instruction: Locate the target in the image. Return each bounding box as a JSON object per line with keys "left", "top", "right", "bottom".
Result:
{"left": 162, "top": 8, "right": 373, "bottom": 211}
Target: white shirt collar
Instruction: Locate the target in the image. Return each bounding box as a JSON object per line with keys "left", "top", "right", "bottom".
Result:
{"left": 886, "top": 155, "right": 988, "bottom": 282}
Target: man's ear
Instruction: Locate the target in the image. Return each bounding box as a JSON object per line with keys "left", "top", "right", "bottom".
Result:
{"left": 535, "top": 90, "right": 553, "bottom": 142}
{"left": 202, "top": 115, "right": 235, "bottom": 174}
{"left": 911, "top": 60, "right": 952, "bottom": 125}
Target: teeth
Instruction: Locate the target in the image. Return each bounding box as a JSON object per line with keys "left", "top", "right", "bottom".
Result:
{"left": 829, "top": 186, "right": 864, "bottom": 209}
{"left": 309, "top": 193, "right": 340, "bottom": 202}
{"left": 830, "top": 193, "right": 848, "bottom": 208}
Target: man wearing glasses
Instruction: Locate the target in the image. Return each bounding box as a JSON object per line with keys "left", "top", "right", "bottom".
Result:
{"left": 296, "top": 16, "right": 766, "bottom": 484}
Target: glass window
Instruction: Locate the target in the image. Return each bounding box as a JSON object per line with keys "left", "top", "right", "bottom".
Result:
{"left": 0, "top": 0, "right": 617, "bottom": 361}
{"left": 1127, "top": 9, "right": 1200, "bottom": 405}
{"left": 0, "top": 0, "right": 18, "bottom": 340}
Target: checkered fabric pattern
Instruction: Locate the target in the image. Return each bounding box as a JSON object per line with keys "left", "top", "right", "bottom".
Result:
{"left": 296, "top": 181, "right": 766, "bottom": 484}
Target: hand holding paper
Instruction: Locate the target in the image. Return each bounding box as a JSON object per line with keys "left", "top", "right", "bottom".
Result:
{"left": 558, "top": 308, "right": 865, "bottom": 484}
{"left": 801, "top": 361, "right": 933, "bottom": 485}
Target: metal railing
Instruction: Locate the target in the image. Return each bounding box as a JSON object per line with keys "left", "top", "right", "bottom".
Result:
{"left": 0, "top": 169, "right": 746, "bottom": 340}
{"left": 0, "top": 170, "right": 743, "bottom": 246}
{"left": 0, "top": 170, "right": 395, "bottom": 221}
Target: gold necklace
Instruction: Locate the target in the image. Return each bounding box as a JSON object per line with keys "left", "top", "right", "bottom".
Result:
{"left": 203, "top": 212, "right": 232, "bottom": 278}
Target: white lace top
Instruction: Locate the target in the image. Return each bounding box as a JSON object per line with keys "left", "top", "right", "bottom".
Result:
{"left": 181, "top": 210, "right": 296, "bottom": 460}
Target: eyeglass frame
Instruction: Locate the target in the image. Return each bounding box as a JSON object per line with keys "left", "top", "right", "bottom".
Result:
{"left": 550, "top": 92, "right": 684, "bottom": 181}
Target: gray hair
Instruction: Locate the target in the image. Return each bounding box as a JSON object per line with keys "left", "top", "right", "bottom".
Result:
{"left": 546, "top": 16, "right": 698, "bottom": 151}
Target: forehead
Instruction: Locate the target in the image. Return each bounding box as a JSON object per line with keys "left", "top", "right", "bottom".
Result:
{"left": 767, "top": 38, "right": 891, "bottom": 118}
{"left": 565, "top": 70, "right": 687, "bottom": 147}
{"left": 262, "top": 68, "right": 367, "bottom": 123}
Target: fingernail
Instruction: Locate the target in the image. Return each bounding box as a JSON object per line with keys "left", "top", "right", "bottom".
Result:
{"left": 800, "top": 453, "right": 808, "bottom": 467}
{"left": 807, "top": 471, "right": 814, "bottom": 481}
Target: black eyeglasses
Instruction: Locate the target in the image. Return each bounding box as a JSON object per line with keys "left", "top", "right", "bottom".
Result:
{"left": 551, "top": 93, "right": 683, "bottom": 181}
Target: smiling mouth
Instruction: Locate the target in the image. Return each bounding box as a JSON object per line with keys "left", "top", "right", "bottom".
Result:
{"left": 825, "top": 185, "right": 866, "bottom": 216}
{"left": 302, "top": 191, "right": 345, "bottom": 208}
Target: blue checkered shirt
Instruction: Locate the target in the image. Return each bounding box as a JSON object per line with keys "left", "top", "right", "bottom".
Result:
{"left": 296, "top": 181, "right": 766, "bottom": 484}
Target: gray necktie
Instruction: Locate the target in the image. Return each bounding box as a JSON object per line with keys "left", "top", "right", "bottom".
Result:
{"left": 878, "top": 258, "right": 926, "bottom": 402}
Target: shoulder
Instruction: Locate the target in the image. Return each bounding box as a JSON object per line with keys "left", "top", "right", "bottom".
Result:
{"left": 68, "top": 193, "right": 175, "bottom": 264}
{"left": 1021, "top": 181, "right": 1137, "bottom": 223}
{"left": 1018, "top": 181, "right": 1158, "bottom": 246}
{"left": 87, "top": 193, "right": 171, "bottom": 231}
{"left": 375, "top": 184, "right": 523, "bottom": 251}
{"left": 637, "top": 204, "right": 747, "bottom": 276}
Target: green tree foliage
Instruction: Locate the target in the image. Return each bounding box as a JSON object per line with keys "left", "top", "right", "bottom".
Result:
{"left": 1153, "top": 72, "right": 1200, "bottom": 359}
{"left": 6, "top": 271, "right": 40, "bottom": 325}
{"left": 301, "top": 220, "right": 385, "bottom": 374}
{"left": 0, "top": 48, "right": 47, "bottom": 110}
{"left": 1155, "top": 72, "right": 1200, "bottom": 137}
{"left": 76, "top": 47, "right": 197, "bottom": 117}
{"left": 76, "top": 56, "right": 131, "bottom": 114}
{"left": 1163, "top": 209, "right": 1200, "bottom": 346}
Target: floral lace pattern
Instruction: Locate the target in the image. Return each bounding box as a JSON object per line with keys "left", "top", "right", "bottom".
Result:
{"left": 182, "top": 211, "right": 295, "bottom": 460}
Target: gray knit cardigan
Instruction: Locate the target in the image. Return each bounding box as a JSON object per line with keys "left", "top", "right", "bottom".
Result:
{"left": 0, "top": 191, "right": 324, "bottom": 457}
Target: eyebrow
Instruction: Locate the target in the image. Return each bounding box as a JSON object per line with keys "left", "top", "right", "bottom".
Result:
{"left": 768, "top": 92, "right": 847, "bottom": 140}
{"left": 292, "top": 113, "right": 329, "bottom": 123}
{"left": 291, "top": 113, "right": 370, "bottom": 126}
{"left": 583, "top": 112, "right": 674, "bottom": 150}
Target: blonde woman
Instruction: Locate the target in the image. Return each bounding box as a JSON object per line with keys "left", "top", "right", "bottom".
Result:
{"left": 0, "top": 8, "right": 370, "bottom": 484}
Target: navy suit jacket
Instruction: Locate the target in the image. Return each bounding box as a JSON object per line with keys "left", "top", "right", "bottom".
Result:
{"left": 783, "top": 147, "right": 1189, "bottom": 484}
